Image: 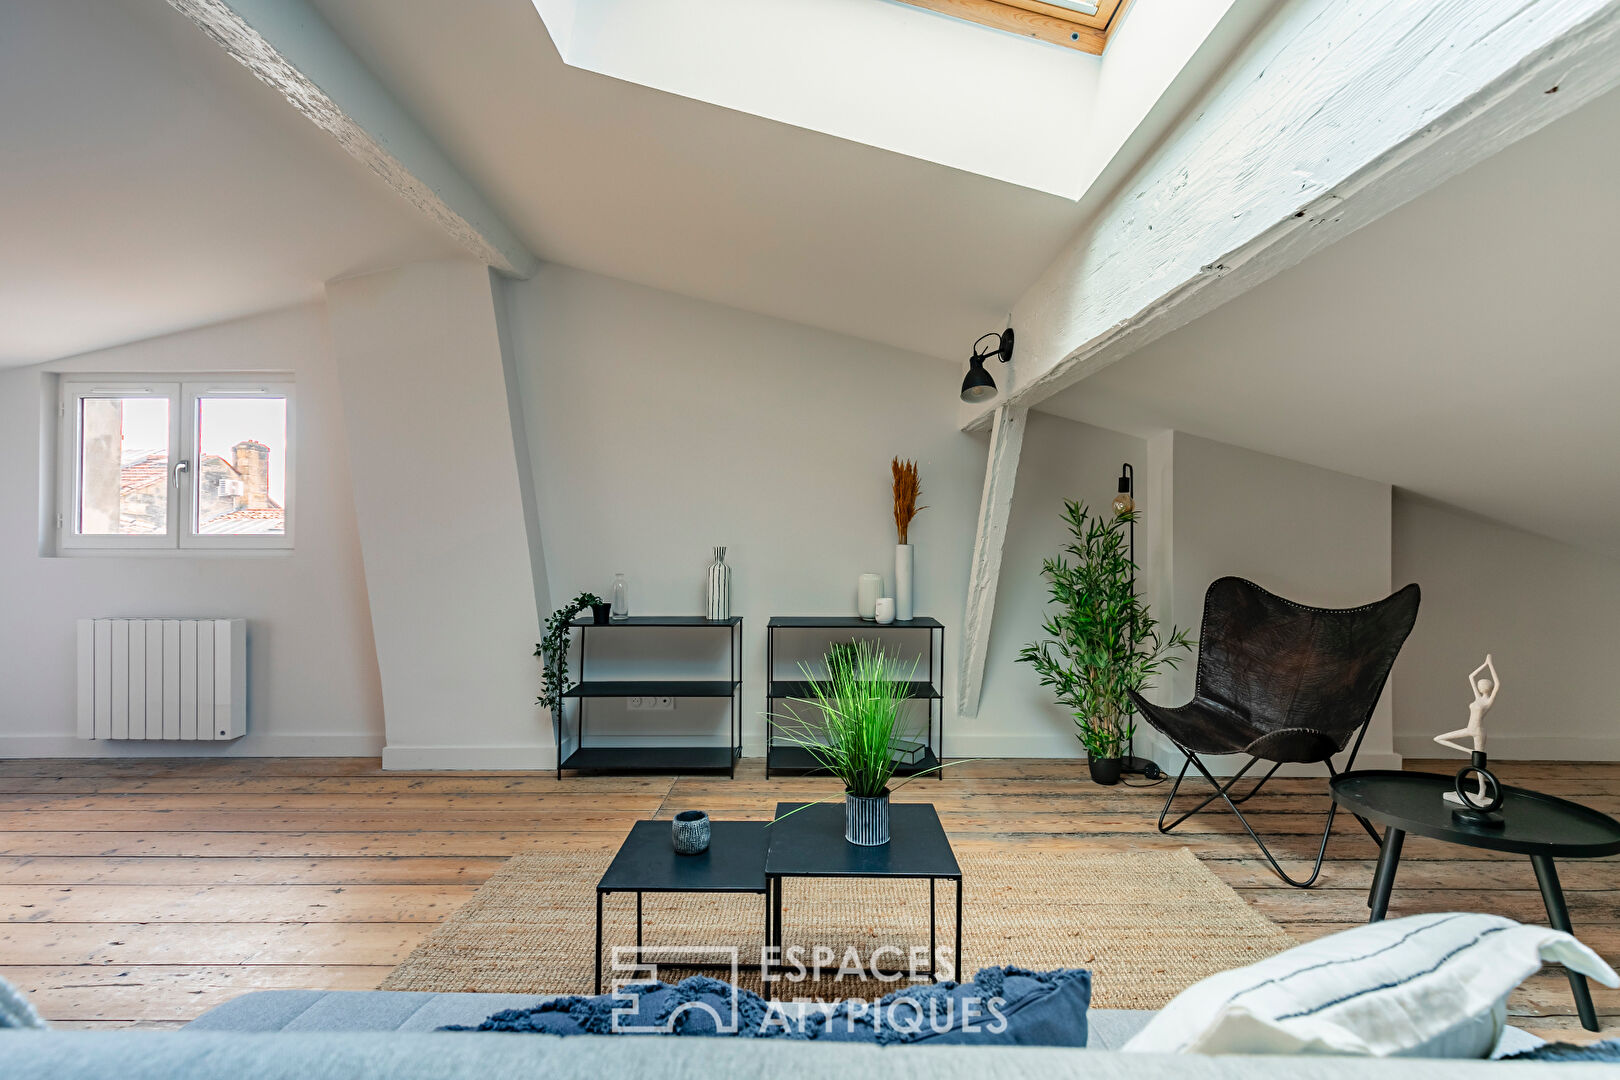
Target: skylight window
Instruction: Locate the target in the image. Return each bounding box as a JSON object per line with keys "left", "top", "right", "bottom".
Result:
{"left": 528, "top": 0, "right": 1246, "bottom": 198}
{"left": 892, "top": 0, "right": 1128, "bottom": 53}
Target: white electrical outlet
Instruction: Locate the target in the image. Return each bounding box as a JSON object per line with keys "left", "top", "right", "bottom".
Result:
{"left": 628, "top": 696, "right": 675, "bottom": 711}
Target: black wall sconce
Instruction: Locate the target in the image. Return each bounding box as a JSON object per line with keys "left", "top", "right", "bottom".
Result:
{"left": 960, "top": 327, "right": 1014, "bottom": 403}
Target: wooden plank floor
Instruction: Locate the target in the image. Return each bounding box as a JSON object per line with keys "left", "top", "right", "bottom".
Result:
{"left": 2, "top": 756, "right": 1616, "bottom": 1041}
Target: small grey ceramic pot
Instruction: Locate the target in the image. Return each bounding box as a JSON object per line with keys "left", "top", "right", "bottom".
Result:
{"left": 844, "top": 790, "right": 890, "bottom": 846}
{"left": 671, "top": 810, "right": 711, "bottom": 855}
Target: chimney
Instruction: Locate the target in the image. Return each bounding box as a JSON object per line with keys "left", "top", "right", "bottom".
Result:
{"left": 233, "top": 440, "right": 272, "bottom": 509}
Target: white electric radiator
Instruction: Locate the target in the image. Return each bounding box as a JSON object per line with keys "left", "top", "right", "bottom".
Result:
{"left": 76, "top": 618, "right": 247, "bottom": 741}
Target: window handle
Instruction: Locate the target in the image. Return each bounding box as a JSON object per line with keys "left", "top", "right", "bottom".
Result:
{"left": 172, "top": 459, "right": 190, "bottom": 489}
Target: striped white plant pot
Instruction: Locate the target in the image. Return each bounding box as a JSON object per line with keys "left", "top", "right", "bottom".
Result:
{"left": 844, "top": 790, "right": 890, "bottom": 846}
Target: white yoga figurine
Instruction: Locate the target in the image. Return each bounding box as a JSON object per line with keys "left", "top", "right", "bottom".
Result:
{"left": 1434, "top": 655, "right": 1499, "bottom": 805}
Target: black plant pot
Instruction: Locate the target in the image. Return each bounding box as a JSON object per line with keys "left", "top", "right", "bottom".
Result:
{"left": 1088, "top": 756, "right": 1123, "bottom": 786}
{"left": 590, "top": 603, "right": 612, "bottom": 625}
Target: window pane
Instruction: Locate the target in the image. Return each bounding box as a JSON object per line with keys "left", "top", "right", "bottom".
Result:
{"left": 78, "top": 397, "right": 169, "bottom": 535}
{"left": 195, "top": 397, "right": 287, "bottom": 535}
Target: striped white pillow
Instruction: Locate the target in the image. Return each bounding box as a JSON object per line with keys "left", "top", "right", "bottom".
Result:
{"left": 1124, "top": 913, "right": 1617, "bottom": 1057}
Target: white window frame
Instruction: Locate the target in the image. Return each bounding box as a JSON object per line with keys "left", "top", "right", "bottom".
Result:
{"left": 58, "top": 376, "right": 295, "bottom": 553}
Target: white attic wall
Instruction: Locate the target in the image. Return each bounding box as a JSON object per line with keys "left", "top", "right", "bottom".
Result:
{"left": 502, "top": 263, "right": 1143, "bottom": 759}
{"left": 1393, "top": 494, "right": 1620, "bottom": 761}
{"left": 0, "top": 305, "right": 385, "bottom": 757}
{"left": 1156, "top": 432, "right": 1400, "bottom": 776}
{"left": 326, "top": 261, "right": 545, "bottom": 770}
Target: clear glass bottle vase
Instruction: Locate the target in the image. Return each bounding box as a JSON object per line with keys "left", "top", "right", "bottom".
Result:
{"left": 610, "top": 573, "right": 629, "bottom": 620}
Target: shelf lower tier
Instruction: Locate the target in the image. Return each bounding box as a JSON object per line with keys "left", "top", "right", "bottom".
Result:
{"left": 560, "top": 745, "right": 735, "bottom": 774}
{"left": 765, "top": 744, "right": 942, "bottom": 777}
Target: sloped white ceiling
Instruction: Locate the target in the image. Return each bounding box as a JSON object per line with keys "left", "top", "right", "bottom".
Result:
{"left": 5, "top": 0, "right": 1263, "bottom": 371}
{"left": 1040, "top": 86, "right": 1620, "bottom": 557}
{"left": 307, "top": 0, "right": 1089, "bottom": 364}
{"left": 0, "top": 0, "right": 463, "bottom": 368}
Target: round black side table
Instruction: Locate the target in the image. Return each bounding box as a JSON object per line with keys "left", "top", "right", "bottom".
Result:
{"left": 1331, "top": 770, "right": 1620, "bottom": 1032}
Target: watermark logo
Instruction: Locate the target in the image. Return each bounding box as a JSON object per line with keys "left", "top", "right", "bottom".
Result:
{"left": 764, "top": 944, "right": 953, "bottom": 986}
{"left": 607, "top": 944, "right": 1005, "bottom": 1038}
{"left": 609, "top": 945, "right": 742, "bottom": 1033}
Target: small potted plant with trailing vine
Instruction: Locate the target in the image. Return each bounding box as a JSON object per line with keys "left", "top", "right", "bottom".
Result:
{"left": 771, "top": 641, "right": 932, "bottom": 845}
{"left": 535, "top": 592, "right": 605, "bottom": 725}
{"left": 1018, "top": 500, "right": 1192, "bottom": 785}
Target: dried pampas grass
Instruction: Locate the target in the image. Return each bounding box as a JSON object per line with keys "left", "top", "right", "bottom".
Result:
{"left": 892, "top": 457, "right": 926, "bottom": 544}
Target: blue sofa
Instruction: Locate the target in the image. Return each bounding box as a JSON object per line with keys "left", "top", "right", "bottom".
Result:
{"left": 0, "top": 989, "right": 1570, "bottom": 1078}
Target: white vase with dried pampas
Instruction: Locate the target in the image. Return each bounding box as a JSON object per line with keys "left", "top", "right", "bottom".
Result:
{"left": 892, "top": 458, "right": 925, "bottom": 622}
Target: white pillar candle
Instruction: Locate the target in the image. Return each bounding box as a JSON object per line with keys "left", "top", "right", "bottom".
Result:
{"left": 857, "top": 573, "right": 883, "bottom": 620}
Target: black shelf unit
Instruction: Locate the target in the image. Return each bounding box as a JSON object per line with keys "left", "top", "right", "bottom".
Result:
{"left": 556, "top": 616, "right": 743, "bottom": 779}
{"left": 764, "top": 615, "right": 944, "bottom": 779}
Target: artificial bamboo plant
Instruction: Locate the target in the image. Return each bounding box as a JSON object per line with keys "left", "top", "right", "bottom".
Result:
{"left": 1018, "top": 500, "right": 1193, "bottom": 761}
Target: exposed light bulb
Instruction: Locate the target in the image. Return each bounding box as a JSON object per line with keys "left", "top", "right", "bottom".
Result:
{"left": 1112, "top": 474, "right": 1133, "bottom": 516}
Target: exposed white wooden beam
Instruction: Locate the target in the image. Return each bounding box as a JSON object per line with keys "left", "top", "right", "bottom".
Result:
{"left": 168, "top": 0, "right": 537, "bottom": 277}
{"left": 957, "top": 404, "right": 1028, "bottom": 719}
{"left": 961, "top": 0, "right": 1620, "bottom": 431}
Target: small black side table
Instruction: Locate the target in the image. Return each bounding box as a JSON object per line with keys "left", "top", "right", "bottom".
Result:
{"left": 764, "top": 802, "right": 962, "bottom": 997}
{"left": 1332, "top": 770, "right": 1620, "bottom": 1032}
{"left": 595, "top": 820, "right": 768, "bottom": 993}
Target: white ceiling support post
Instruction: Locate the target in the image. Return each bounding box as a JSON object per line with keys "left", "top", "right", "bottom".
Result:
{"left": 961, "top": 0, "right": 1620, "bottom": 432}
{"left": 327, "top": 261, "right": 547, "bottom": 770}
{"left": 166, "top": 0, "right": 537, "bottom": 277}
{"left": 1129, "top": 429, "right": 1179, "bottom": 771}
{"left": 957, "top": 404, "right": 1027, "bottom": 719}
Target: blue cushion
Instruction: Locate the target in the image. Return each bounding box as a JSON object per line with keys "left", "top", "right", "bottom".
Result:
{"left": 1501, "top": 1039, "right": 1620, "bottom": 1062}
{"left": 442, "top": 977, "right": 798, "bottom": 1038}
{"left": 809, "top": 967, "right": 1090, "bottom": 1046}
{"left": 444, "top": 967, "right": 1090, "bottom": 1046}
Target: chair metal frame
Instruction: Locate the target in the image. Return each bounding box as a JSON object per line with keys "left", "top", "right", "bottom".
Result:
{"left": 1156, "top": 724, "right": 1382, "bottom": 888}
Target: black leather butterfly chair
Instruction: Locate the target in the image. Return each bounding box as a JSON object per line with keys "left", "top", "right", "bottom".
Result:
{"left": 1128, "top": 577, "right": 1421, "bottom": 888}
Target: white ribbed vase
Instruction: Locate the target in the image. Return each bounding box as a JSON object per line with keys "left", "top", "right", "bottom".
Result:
{"left": 844, "top": 790, "right": 891, "bottom": 846}
{"left": 706, "top": 547, "right": 729, "bottom": 621}
{"left": 894, "top": 544, "right": 914, "bottom": 622}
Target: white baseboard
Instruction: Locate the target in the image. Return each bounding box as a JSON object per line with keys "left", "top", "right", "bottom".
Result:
{"left": 0, "top": 733, "right": 383, "bottom": 758}
{"left": 1395, "top": 733, "right": 1620, "bottom": 761}
{"left": 382, "top": 744, "right": 556, "bottom": 771}
{"left": 945, "top": 731, "right": 1086, "bottom": 758}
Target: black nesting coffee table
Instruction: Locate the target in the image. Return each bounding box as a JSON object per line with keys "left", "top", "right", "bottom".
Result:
{"left": 594, "top": 819, "right": 769, "bottom": 993}
{"left": 1332, "top": 770, "right": 1620, "bottom": 1031}
{"left": 765, "top": 801, "right": 962, "bottom": 995}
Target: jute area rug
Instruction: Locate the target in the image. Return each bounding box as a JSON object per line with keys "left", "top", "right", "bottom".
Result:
{"left": 382, "top": 846, "right": 1294, "bottom": 1009}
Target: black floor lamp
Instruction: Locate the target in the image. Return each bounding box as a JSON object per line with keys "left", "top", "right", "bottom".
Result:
{"left": 1114, "top": 462, "right": 1163, "bottom": 781}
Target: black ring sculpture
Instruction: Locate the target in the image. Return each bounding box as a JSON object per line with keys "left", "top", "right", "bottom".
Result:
{"left": 1454, "top": 751, "right": 1505, "bottom": 825}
